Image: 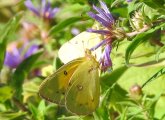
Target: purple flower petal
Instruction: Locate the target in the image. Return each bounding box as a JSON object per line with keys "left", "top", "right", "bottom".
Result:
{"left": 88, "top": 12, "right": 111, "bottom": 27}
{"left": 71, "top": 28, "right": 80, "bottom": 36}
{"left": 93, "top": 5, "right": 114, "bottom": 23}
{"left": 87, "top": 1, "right": 115, "bottom": 72}
{"left": 90, "top": 39, "right": 107, "bottom": 51}
{"left": 42, "top": 0, "right": 51, "bottom": 15}
{"left": 99, "top": 1, "right": 114, "bottom": 22}
{"left": 99, "top": 1, "right": 110, "bottom": 14}
{"left": 87, "top": 28, "right": 109, "bottom": 35}
{"left": 24, "top": 0, "right": 40, "bottom": 16}
{"left": 41, "top": 0, "right": 59, "bottom": 19}
{"left": 4, "top": 48, "right": 22, "bottom": 68}
{"left": 41, "top": 0, "right": 46, "bottom": 9}
{"left": 25, "top": 0, "right": 58, "bottom": 19}
{"left": 100, "top": 44, "right": 112, "bottom": 72}
{"left": 4, "top": 43, "right": 39, "bottom": 69}
{"left": 48, "top": 8, "right": 59, "bottom": 18}
{"left": 127, "top": 0, "right": 132, "bottom": 2}
{"left": 24, "top": 45, "right": 39, "bottom": 58}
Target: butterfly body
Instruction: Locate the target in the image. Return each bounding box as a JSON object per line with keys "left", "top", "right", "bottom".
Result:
{"left": 39, "top": 50, "right": 100, "bottom": 115}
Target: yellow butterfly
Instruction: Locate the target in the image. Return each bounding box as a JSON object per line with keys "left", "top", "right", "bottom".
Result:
{"left": 39, "top": 50, "right": 100, "bottom": 115}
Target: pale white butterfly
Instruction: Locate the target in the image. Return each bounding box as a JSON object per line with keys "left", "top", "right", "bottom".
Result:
{"left": 58, "top": 31, "right": 102, "bottom": 64}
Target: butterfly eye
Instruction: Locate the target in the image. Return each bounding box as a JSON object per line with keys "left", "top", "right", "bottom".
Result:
{"left": 63, "top": 70, "right": 68, "bottom": 75}
{"left": 77, "top": 85, "right": 83, "bottom": 91}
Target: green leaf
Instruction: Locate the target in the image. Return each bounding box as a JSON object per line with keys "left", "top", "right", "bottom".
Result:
{"left": 160, "top": 113, "right": 165, "bottom": 120}
{"left": 28, "top": 103, "right": 38, "bottom": 120}
{"left": 147, "top": 94, "right": 161, "bottom": 118}
{"left": 94, "top": 85, "right": 114, "bottom": 120}
{"left": 155, "top": 45, "right": 165, "bottom": 61}
{"left": 94, "top": 106, "right": 110, "bottom": 120}
{"left": 49, "top": 17, "right": 83, "bottom": 36}
{"left": 101, "top": 66, "right": 128, "bottom": 89}
{"left": 120, "top": 107, "right": 128, "bottom": 120}
{"left": 0, "top": 85, "right": 14, "bottom": 102}
{"left": 0, "top": 42, "right": 6, "bottom": 72}
{"left": 0, "top": 12, "right": 22, "bottom": 71}
{"left": 38, "top": 100, "right": 46, "bottom": 117}
{"left": 125, "top": 23, "right": 165, "bottom": 65}
{"left": 58, "top": 116, "right": 84, "bottom": 120}
{"left": 11, "top": 50, "right": 43, "bottom": 99}
{"left": 0, "top": 111, "right": 27, "bottom": 120}
{"left": 142, "top": 68, "right": 165, "bottom": 88}
{"left": 111, "top": 0, "right": 124, "bottom": 8}
{"left": 127, "top": 0, "right": 137, "bottom": 14}
{"left": 109, "top": 84, "right": 128, "bottom": 106}
{"left": 37, "top": 100, "right": 45, "bottom": 120}
{"left": 142, "top": 0, "right": 165, "bottom": 14}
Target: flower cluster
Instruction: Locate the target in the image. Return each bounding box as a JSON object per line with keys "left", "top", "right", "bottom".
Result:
{"left": 25, "top": 0, "right": 59, "bottom": 20}
{"left": 87, "top": 1, "right": 114, "bottom": 72}
{"left": 4, "top": 42, "right": 39, "bottom": 68}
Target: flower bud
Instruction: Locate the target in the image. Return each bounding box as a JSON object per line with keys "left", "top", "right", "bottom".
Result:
{"left": 112, "top": 27, "right": 126, "bottom": 39}
{"left": 131, "top": 11, "right": 145, "bottom": 30}
{"left": 129, "top": 84, "right": 142, "bottom": 99}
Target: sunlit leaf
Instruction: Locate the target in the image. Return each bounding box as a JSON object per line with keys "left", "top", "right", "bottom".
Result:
{"left": 125, "top": 22, "right": 165, "bottom": 65}
{"left": 120, "top": 107, "right": 128, "bottom": 120}
{"left": 0, "top": 85, "right": 14, "bottom": 102}
{"left": 49, "top": 17, "right": 83, "bottom": 36}
{"left": 28, "top": 103, "right": 38, "bottom": 120}
{"left": 142, "top": 0, "right": 165, "bottom": 14}
{"left": 0, "top": 111, "right": 27, "bottom": 120}
{"left": 155, "top": 45, "right": 165, "bottom": 61}
{"left": 142, "top": 67, "right": 165, "bottom": 88}
{"left": 101, "top": 66, "right": 128, "bottom": 89}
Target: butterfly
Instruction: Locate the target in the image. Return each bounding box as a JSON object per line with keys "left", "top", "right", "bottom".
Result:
{"left": 39, "top": 50, "right": 100, "bottom": 115}
{"left": 58, "top": 31, "right": 102, "bottom": 64}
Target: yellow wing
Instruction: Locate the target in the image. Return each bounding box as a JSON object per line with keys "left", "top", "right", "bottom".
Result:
{"left": 38, "top": 58, "right": 85, "bottom": 105}
{"left": 65, "top": 54, "right": 100, "bottom": 115}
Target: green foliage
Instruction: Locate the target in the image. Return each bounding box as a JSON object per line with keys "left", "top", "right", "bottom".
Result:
{"left": 0, "top": 111, "right": 27, "bottom": 120}
{"left": 142, "top": 0, "right": 165, "bottom": 14}
{"left": 125, "top": 22, "right": 165, "bottom": 65}
{"left": 0, "top": 85, "right": 13, "bottom": 102}
{"left": 49, "top": 17, "right": 84, "bottom": 36}
{"left": 142, "top": 67, "right": 165, "bottom": 88}
{"left": 0, "top": 0, "right": 165, "bottom": 119}
{"left": 11, "top": 50, "right": 43, "bottom": 99}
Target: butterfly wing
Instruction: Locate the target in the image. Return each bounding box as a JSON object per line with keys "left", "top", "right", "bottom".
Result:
{"left": 65, "top": 56, "right": 100, "bottom": 115}
{"left": 58, "top": 31, "right": 102, "bottom": 64}
{"left": 39, "top": 58, "right": 85, "bottom": 105}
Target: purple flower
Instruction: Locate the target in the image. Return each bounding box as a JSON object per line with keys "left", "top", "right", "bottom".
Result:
{"left": 100, "top": 45, "right": 112, "bottom": 72}
{"left": 4, "top": 44, "right": 39, "bottom": 69}
{"left": 71, "top": 28, "right": 80, "bottom": 36}
{"left": 24, "top": 0, "right": 59, "bottom": 19}
{"left": 87, "top": 1, "right": 114, "bottom": 71}
{"left": 126, "top": 0, "right": 132, "bottom": 2}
